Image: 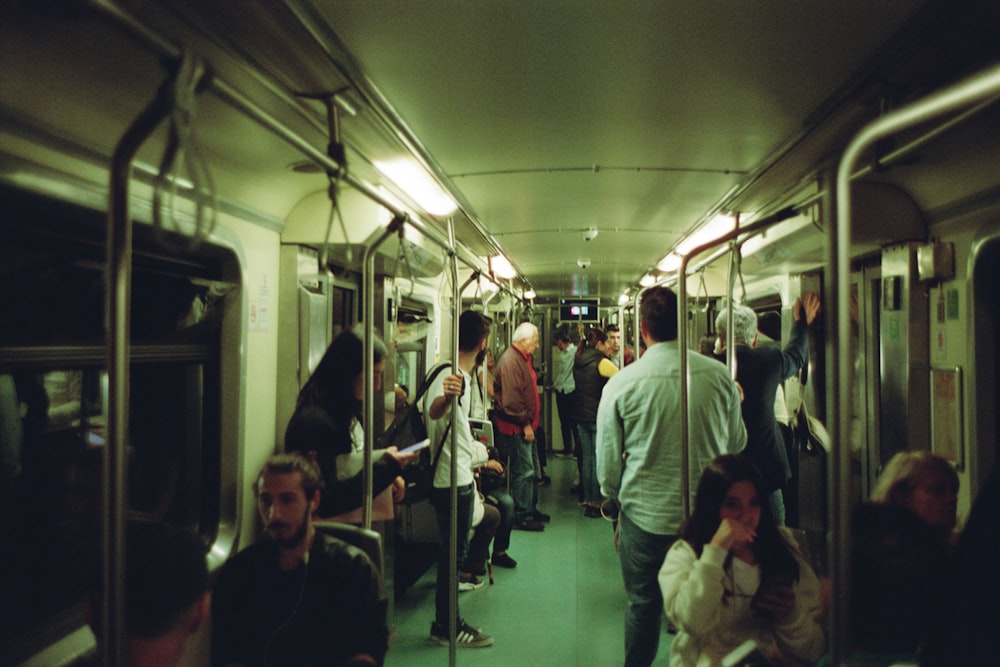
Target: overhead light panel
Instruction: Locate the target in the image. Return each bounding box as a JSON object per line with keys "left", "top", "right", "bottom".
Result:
{"left": 374, "top": 158, "right": 457, "bottom": 216}
{"left": 656, "top": 253, "right": 681, "bottom": 273}
{"left": 617, "top": 293, "right": 630, "bottom": 306}
{"left": 524, "top": 288, "right": 536, "bottom": 300}
{"left": 675, "top": 213, "right": 739, "bottom": 258}
{"left": 639, "top": 273, "right": 656, "bottom": 287}
{"left": 491, "top": 254, "right": 517, "bottom": 280}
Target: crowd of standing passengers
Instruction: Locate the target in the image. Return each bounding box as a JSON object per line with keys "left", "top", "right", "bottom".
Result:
{"left": 91, "top": 286, "right": 998, "bottom": 666}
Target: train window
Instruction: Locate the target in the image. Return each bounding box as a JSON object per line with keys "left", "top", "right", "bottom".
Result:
{"left": 0, "top": 193, "right": 228, "bottom": 664}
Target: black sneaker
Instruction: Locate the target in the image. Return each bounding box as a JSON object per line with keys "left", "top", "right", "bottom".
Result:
{"left": 430, "top": 620, "right": 494, "bottom": 648}
{"left": 492, "top": 552, "right": 518, "bottom": 568}
{"left": 533, "top": 510, "right": 551, "bottom": 523}
{"left": 513, "top": 518, "right": 544, "bottom": 531}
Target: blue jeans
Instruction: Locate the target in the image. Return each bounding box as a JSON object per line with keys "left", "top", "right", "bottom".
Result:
{"left": 485, "top": 488, "right": 515, "bottom": 554}
{"left": 497, "top": 430, "right": 537, "bottom": 522}
{"left": 618, "top": 510, "right": 675, "bottom": 667}
{"left": 430, "top": 484, "right": 474, "bottom": 625}
{"left": 577, "top": 421, "right": 601, "bottom": 504}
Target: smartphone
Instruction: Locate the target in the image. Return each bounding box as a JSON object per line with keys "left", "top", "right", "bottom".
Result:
{"left": 398, "top": 438, "right": 431, "bottom": 454}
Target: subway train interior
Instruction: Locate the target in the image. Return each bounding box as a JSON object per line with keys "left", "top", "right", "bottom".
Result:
{"left": 2, "top": 1, "right": 1000, "bottom": 665}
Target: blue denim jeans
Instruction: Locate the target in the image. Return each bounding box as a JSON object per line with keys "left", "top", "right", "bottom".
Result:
{"left": 430, "top": 484, "right": 474, "bottom": 625}
{"left": 577, "top": 421, "right": 601, "bottom": 504}
{"left": 618, "top": 510, "right": 675, "bottom": 667}
{"left": 497, "top": 430, "right": 537, "bottom": 522}
{"left": 484, "top": 488, "right": 515, "bottom": 554}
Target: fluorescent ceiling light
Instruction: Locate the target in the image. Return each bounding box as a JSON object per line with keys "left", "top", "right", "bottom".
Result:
{"left": 523, "top": 289, "right": 536, "bottom": 300}
{"left": 656, "top": 253, "right": 681, "bottom": 273}
{"left": 639, "top": 273, "right": 656, "bottom": 287}
{"left": 491, "top": 254, "right": 517, "bottom": 280}
{"left": 617, "top": 293, "right": 630, "bottom": 306}
{"left": 675, "top": 214, "right": 739, "bottom": 258}
{"left": 374, "top": 158, "right": 457, "bottom": 216}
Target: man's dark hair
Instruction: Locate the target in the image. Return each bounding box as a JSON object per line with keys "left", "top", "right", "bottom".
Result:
{"left": 605, "top": 323, "right": 620, "bottom": 334}
{"left": 255, "top": 452, "right": 325, "bottom": 499}
{"left": 459, "top": 310, "right": 493, "bottom": 352}
{"left": 554, "top": 325, "right": 571, "bottom": 344}
{"left": 90, "top": 521, "right": 208, "bottom": 638}
{"left": 639, "top": 286, "right": 678, "bottom": 342}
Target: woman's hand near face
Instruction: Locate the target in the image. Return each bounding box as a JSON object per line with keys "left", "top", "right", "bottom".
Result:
{"left": 709, "top": 517, "right": 757, "bottom": 552}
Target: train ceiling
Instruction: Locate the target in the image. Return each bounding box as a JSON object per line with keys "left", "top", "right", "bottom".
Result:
{"left": 2, "top": 1, "right": 999, "bottom": 306}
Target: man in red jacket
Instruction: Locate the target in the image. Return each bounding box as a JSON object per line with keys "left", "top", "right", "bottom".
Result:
{"left": 493, "top": 322, "right": 550, "bottom": 531}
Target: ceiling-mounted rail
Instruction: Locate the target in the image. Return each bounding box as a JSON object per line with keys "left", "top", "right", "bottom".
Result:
{"left": 829, "top": 61, "right": 1000, "bottom": 667}
{"left": 87, "top": 0, "right": 512, "bottom": 285}
{"left": 282, "top": 0, "right": 526, "bottom": 281}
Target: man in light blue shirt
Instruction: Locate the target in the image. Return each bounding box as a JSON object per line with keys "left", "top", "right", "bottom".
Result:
{"left": 549, "top": 326, "right": 577, "bottom": 456}
{"left": 597, "top": 286, "right": 746, "bottom": 667}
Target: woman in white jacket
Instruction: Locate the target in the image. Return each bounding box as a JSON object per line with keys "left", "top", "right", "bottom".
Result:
{"left": 659, "top": 454, "right": 825, "bottom": 666}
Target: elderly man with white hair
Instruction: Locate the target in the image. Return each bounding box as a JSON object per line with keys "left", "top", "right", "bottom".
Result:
{"left": 493, "top": 321, "right": 550, "bottom": 531}
{"left": 715, "top": 292, "right": 821, "bottom": 525}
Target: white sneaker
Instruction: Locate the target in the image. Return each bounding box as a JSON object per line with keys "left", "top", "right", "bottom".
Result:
{"left": 458, "top": 573, "right": 485, "bottom": 591}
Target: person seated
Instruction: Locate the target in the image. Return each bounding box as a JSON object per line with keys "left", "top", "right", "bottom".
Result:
{"left": 842, "top": 503, "right": 949, "bottom": 664}
{"left": 85, "top": 520, "right": 210, "bottom": 667}
{"left": 285, "top": 328, "right": 418, "bottom": 520}
{"left": 659, "top": 454, "right": 825, "bottom": 667}
{"left": 870, "top": 450, "right": 959, "bottom": 545}
{"left": 211, "top": 453, "right": 388, "bottom": 667}
{"left": 459, "top": 489, "right": 500, "bottom": 590}
{"left": 479, "top": 446, "right": 518, "bottom": 569}
{"left": 923, "top": 463, "right": 1000, "bottom": 666}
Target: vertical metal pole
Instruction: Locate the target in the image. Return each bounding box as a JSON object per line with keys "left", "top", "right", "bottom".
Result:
{"left": 362, "top": 223, "right": 401, "bottom": 530}
{"left": 105, "top": 90, "right": 172, "bottom": 667}
{"left": 446, "top": 220, "right": 460, "bottom": 665}
{"left": 677, "top": 211, "right": 792, "bottom": 520}
{"left": 676, "top": 261, "right": 692, "bottom": 520}
{"left": 831, "top": 62, "right": 1000, "bottom": 664}
{"left": 725, "top": 241, "right": 738, "bottom": 380}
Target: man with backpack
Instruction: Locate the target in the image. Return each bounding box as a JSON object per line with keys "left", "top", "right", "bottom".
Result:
{"left": 422, "top": 310, "right": 496, "bottom": 648}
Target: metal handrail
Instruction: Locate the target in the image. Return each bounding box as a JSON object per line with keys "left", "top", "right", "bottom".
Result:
{"left": 829, "top": 61, "right": 1000, "bottom": 666}
{"left": 676, "top": 207, "right": 797, "bottom": 518}
{"left": 105, "top": 75, "right": 176, "bottom": 667}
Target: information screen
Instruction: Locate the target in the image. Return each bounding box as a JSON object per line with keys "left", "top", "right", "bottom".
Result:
{"left": 559, "top": 298, "right": 600, "bottom": 322}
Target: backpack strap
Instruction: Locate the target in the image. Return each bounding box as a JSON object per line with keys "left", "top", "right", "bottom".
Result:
{"left": 412, "top": 362, "right": 451, "bottom": 405}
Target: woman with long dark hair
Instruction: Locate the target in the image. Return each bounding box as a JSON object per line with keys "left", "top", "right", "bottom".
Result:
{"left": 573, "top": 326, "right": 617, "bottom": 517}
{"left": 659, "top": 454, "right": 824, "bottom": 666}
{"left": 285, "top": 327, "right": 416, "bottom": 519}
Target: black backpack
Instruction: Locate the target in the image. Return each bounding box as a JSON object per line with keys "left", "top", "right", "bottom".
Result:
{"left": 383, "top": 363, "right": 450, "bottom": 505}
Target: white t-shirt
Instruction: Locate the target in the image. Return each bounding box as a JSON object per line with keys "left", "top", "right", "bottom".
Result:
{"left": 423, "top": 365, "right": 488, "bottom": 488}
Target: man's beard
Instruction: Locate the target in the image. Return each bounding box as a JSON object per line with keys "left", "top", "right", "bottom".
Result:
{"left": 267, "top": 508, "right": 310, "bottom": 550}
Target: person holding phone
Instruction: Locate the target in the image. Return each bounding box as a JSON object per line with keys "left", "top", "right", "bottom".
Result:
{"left": 659, "top": 454, "right": 825, "bottom": 667}
{"left": 285, "top": 327, "right": 418, "bottom": 519}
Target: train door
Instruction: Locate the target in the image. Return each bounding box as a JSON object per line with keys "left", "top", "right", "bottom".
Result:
{"left": 850, "top": 263, "right": 882, "bottom": 501}
{"left": 969, "top": 225, "right": 1000, "bottom": 497}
